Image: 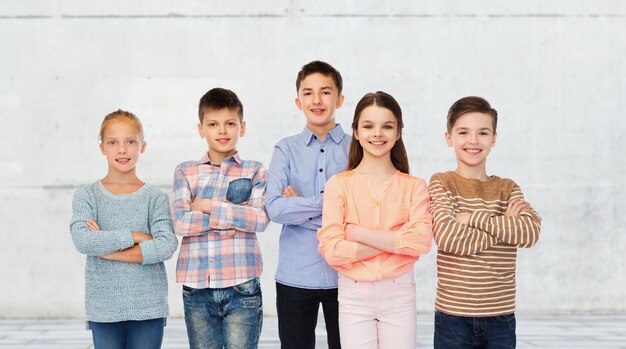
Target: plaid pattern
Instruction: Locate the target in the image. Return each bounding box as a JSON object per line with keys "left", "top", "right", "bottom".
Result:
{"left": 171, "top": 152, "right": 269, "bottom": 289}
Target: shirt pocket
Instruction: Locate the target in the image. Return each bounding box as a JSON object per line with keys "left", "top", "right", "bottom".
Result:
{"left": 226, "top": 178, "right": 252, "bottom": 204}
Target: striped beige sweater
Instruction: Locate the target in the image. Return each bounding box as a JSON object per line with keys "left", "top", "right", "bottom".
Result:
{"left": 428, "top": 171, "right": 541, "bottom": 317}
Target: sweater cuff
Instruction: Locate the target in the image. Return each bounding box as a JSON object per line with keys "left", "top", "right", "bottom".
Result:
{"left": 139, "top": 240, "right": 155, "bottom": 265}
{"left": 118, "top": 229, "right": 135, "bottom": 250}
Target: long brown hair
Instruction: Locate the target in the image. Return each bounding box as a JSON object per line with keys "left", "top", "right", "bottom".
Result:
{"left": 347, "top": 91, "right": 410, "bottom": 174}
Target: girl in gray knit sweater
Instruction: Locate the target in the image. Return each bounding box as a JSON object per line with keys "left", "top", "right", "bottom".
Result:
{"left": 70, "top": 110, "right": 178, "bottom": 349}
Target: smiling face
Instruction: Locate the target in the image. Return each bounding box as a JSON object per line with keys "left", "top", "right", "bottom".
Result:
{"left": 198, "top": 107, "right": 246, "bottom": 164}
{"left": 295, "top": 72, "right": 344, "bottom": 138}
{"left": 99, "top": 119, "right": 145, "bottom": 175}
{"left": 354, "top": 104, "right": 400, "bottom": 160}
{"left": 446, "top": 111, "right": 497, "bottom": 174}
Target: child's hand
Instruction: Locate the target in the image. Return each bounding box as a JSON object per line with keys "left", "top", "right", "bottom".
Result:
{"left": 505, "top": 199, "right": 529, "bottom": 217}
{"left": 281, "top": 185, "right": 300, "bottom": 198}
{"left": 455, "top": 213, "right": 471, "bottom": 225}
{"left": 344, "top": 224, "right": 361, "bottom": 242}
{"left": 190, "top": 199, "right": 212, "bottom": 214}
{"left": 132, "top": 231, "right": 153, "bottom": 243}
{"left": 86, "top": 219, "right": 100, "bottom": 231}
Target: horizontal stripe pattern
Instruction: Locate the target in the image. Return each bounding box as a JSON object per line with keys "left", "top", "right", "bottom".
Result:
{"left": 429, "top": 171, "right": 541, "bottom": 316}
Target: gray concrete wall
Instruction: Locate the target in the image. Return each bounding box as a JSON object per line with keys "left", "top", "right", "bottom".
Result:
{"left": 1, "top": 1, "right": 624, "bottom": 318}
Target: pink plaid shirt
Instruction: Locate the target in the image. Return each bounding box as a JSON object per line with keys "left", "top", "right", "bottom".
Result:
{"left": 170, "top": 152, "right": 269, "bottom": 289}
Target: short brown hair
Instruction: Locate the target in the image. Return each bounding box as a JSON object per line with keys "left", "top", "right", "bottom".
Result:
{"left": 447, "top": 96, "right": 498, "bottom": 133}
{"left": 99, "top": 109, "right": 144, "bottom": 141}
{"left": 295, "top": 60, "right": 343, "bottom": 95}
{"left": 198, "top": 88, "right": 244, "bottom": 123}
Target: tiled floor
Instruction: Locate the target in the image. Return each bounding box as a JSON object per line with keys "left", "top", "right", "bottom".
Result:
{"left": 0, "top": 314, "right": 624, "bottom": 348}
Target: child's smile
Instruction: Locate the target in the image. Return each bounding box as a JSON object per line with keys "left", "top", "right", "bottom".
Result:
{"left": 446, "top": 111, "right": 496, "bottom": 171}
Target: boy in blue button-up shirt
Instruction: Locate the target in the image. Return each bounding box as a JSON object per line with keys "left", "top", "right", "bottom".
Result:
{"left": 265, "top": 61, "right": 348, "bottom": 349}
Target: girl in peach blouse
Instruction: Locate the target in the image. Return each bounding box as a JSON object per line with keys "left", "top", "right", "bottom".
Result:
{"left": 317, "top": 91, "right": 433, "bottom": 349}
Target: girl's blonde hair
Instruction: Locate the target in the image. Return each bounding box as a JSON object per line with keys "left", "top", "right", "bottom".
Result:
{"left": 99, "top": 109, "right": 144, "bottom": 142}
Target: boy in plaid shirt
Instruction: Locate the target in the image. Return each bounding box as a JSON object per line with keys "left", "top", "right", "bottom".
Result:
{"left": 171, "top": 88, "right": 269, "bottom": 349}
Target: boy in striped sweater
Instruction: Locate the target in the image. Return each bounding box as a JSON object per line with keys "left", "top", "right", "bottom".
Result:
{"left": 429, "top": 96, "right": 541, "bottom": 349}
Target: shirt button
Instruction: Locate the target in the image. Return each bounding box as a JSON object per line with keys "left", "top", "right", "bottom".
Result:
{"left": 320, "top": 149, "right": 325, "bottom": 153}
{"left": 309, "top": 217, "right": 312, "bottom": 220}
{"left": 320, "top": 190, "right": 324, "bottom": 194}
{"left": 319, "top": 168, "right": 323, "bottom": 172}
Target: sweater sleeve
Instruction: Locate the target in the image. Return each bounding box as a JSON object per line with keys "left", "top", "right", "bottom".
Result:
{"left": 139, "top": 191, "right": 179, "bottom": 265}
{"left": 393, "top": 178, "right": 433, "bottom": 256}
{"left": 467, "top": 184, "right": 541, "bottom": 248}
{"left": 317, "top": 175, "right": 359, "bottom": 269}
{"left": 69, "top": 186, "right": 135, "bottom": 256}
{"left": 429, "top": 176, "right": 499, "bottom": 256}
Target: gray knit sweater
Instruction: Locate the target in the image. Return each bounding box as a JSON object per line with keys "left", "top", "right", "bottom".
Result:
{"left": 70, "top": 181, "right": 178, "bottom": 323}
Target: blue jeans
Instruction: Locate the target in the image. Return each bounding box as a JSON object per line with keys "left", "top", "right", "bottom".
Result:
{"left": 89, "top": 318, "right": 165, "bottom": 349}
{"left": 183, "top": 278, "right": 263, "bottom": 349}
{"left": 434, "top": 311, "right": 516, "bottom": 349}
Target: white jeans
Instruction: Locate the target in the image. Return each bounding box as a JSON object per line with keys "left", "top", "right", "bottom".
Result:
{"left": 337, "top": 269, "right": 417, "bottom": 349}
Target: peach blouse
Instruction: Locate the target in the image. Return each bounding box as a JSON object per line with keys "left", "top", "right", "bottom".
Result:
{"left": 317, "top": 170, "right": 433, "bottom": 281}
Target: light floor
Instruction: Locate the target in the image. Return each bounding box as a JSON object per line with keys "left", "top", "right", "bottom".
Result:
{"left": 0, "top": 314, "right": 624, "bottom": 348}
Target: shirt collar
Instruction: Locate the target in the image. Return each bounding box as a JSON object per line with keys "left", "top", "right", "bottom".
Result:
{"left": 197, "top": 152, "right": 243, "bottom": 166}
{"left": 302, "top": 124, "right": 346, "bottom": 146}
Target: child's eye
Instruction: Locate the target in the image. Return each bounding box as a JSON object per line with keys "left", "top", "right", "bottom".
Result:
{"left": 208, "top": 123, "right": 216, "bottom": 127}
{"left": 128, "top": 139, "right": 137, "bottom": 144}
{"left": 458, "top": 131, "right": 467, "bottom": 135}
{"left": 323, "top": 91, "right": 331, "bottom": 95}
{"left": 108, "top": 140, "right": 117, "bottom": 145}
{"left": 228, "top": 122, "right": 237, "bottom": 127}
{"left": 384, "top": 125, "right": 394, "bottom": 129}
{"left": 303, "top": 92, "right": 311, "bottom": 96}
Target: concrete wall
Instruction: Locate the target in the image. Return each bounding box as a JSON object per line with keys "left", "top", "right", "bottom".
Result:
{"left": 1, "top": 1, "right": 624, "bottom": 318}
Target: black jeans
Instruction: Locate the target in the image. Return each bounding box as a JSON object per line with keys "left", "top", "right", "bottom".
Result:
{"left": 276, "top": 282, "right": 341, "bottom": 349}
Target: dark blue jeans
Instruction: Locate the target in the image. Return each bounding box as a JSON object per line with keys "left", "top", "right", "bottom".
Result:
{"left": 276, "top": 282, "right": 341, "bottom": 349}
{"left": 434, "top": 311, "right": 516, "bottom": 349}
{"left": 183, "top": 278, "right": 263, "bottom": 349}
{"left": 89, "top": 318, "right": 165, "bottom": 349}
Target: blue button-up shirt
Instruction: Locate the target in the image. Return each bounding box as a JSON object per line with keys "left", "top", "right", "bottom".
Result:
{"left": 265, "top": 124, "right": 350, "bottom": 289}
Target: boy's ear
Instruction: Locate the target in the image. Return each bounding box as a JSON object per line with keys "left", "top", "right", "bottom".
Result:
{"left": 295, "top": 97, "right": 303, "bottom": 111}
{"left": 492, "top": 133, "right": 497, "bottom": 147}
{"left": 140, "top": 140, "right": 146, "bottom": 153}
{"left": 197, "top": 123, "right": 205, "bottom": 138}
{"left": 99, "top": 142, "right": 105, "bottom": 155}
{"left": 240, "top": 121, "right": 246, "bottom": 137}
{"left": 336, "top": 95, "right": 345, "bottom": 108}
{"left": 445, "top": 132, "right": 452, "bottom": 147}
